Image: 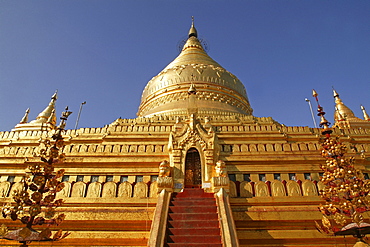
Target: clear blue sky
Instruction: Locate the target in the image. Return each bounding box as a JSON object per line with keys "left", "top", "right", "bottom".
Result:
{"left": 1, "top": 1, "right": 369, "bottom": 131}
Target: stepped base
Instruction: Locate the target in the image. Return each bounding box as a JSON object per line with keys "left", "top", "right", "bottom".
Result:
{"left": 165, "top": 188, "right": 222, "bottom": 246}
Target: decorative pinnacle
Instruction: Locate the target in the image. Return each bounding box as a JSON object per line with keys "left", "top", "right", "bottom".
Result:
{"left": 361, "top": 105, "right": 370, "bottom": 121}
{"left": 312, "top": 89, "right": 332, "bottom": 136}
{"left": 52, "top": 90, "right": 58, "bottom": 101}
{"left": 57, "top": 106, "right": 72, "bottom": 130}
{"left": 188, "top": 16, "right": 198, "bottom": 38}
{"left": 333, "top": 88, "right": 339, "bottom": 98}
{"left": 312, "top": 89, "right": 318, "bottom": 98}
{"left": 20, "top": 108, "right": 30, "bottom": 124}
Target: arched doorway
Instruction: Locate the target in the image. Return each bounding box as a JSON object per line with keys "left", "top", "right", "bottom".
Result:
{"left": 184, "top": 148, "right": 201, "bottom": 188}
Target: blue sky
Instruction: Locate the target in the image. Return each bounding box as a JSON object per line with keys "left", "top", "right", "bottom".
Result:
{"left": 0, "top": 1, "right": 369, "bottom": 131}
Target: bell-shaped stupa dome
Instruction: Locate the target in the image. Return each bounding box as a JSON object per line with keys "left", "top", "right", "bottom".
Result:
{"left": 137, "top": 20, "right": 253, "bottom": 118}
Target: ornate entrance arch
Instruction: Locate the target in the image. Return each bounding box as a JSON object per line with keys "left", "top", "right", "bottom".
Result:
{"left": 168, "top": 114, "right": 220, "bottom": 191}
{"left": 185, "top": 148, "right": 201, "bottom": 188}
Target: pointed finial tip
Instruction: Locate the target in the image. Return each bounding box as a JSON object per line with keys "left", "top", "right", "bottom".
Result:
{"left": 52, "top": 90, "right": 58, "bottom": 100}
{"left": 312, "top": 89, "right": 318, "bottom": 97}
{"left": 188, "top": 16, "right": 197, "bottom": 38}
{"left": 333, "top": 88, "right": 339, "bottom": 97}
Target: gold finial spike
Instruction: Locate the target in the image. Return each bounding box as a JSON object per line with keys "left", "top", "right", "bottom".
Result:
{"left": 19, "top": 108, "right": 30, "bottom": 124}
{"left": 312, "top": 89, "right": 318, "bottom": 98}
{"left": 32, "top": 91, "right": 58, "bottom": 124}
{"left": 312, "top": 89, "right": 332, "bottom": 135}
{"left": 52, "top": 90, "right": 58, "bottom": 100}
{"left": 188, "top": 16, "right": 198, "bottom": 38}
{"left": 333, "top": 88, "right": 339, "bottom": 98}
{"left": 361, "top": 105, "right": 370, "bottom": 121}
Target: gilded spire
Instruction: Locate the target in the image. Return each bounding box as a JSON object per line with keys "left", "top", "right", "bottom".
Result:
{"left": 333, "top": 89, "right": 357, "bottom": 121}
{"left": 181, "top": 17, "right": 204, "bottom": 53}
{"left": 30, "top": 91, "right": 58, "bottom": 124}
{"left": 19, "top": 108, "right": 30, "bottom": 124}
{"left": 361, "top": 105, "right": 370, "bottom": 121}
{"left": 137, "top": 20, "right": 252, "bottom": 118}
{"left": 12, "top": 91, "right": 59, "bottom": 132}
{"left": 188, "top": 16, "right": 197, "bottom": 38}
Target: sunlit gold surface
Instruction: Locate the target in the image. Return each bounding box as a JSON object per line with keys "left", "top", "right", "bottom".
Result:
{"left": 138, "top": 24, "right": 252, "bottom": 117}
{"left": 361, "top": 105, "right": 370, "bottom": 121}
{"left": 333, "top": 90, "right": 370, "bottom": 129}
{"left": 12, "top": 92, "right": 58, "bottom": 132}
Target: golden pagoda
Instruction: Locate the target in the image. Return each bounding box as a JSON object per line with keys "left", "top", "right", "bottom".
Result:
{"left": 0, "top": 20, "right": 370, "bottom": 247}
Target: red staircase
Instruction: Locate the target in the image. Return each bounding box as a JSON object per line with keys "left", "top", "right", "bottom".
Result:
{"left": 165, "top": 188, "right": 222, "bottom": 247}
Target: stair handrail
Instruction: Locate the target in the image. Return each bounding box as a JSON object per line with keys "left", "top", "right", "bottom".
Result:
{"left": 215, "top": 188, "right": 240, "bottom": 247}
{"left": 147, "top": 189, "right": 172, "bottom": 247}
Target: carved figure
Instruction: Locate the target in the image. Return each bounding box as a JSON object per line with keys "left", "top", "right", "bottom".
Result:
{"left": 158, "top": 160, "right": 170, "bottom": 177}
{"left": 287, "top": 181, "right": 302, "bottom": 196}
{"left": 71, "top": 181, "right": 86, "bottom": 197}
{"left": 302, "top": 180, "right": 318, "bottom": 196}
{"left": 317, "top": 181, "right": 325, "bottom": 195}
{"left": 0, "top": 181, "right": 10, "bottom": 197}
{"left": 255, "top": 181, "right": 270, "bottom": 197}
{"left": 149, "top": 181, "right": 158, "bottom": 198}
{"left": 229, "top": 181, "right": 237, "bottom": 198}
{"left": 271, "top": 180, "right": 286, "bottom": 197}
{"left": 215, "top": 160, "right": 227, "bottom": 177}
{"left": 240, "top": 181, "right": 253, "bottom": 198}
{"left": 9, "top": 182, "right": 24, "bottom": 197}
{"left": 133, "top": 182, "right": 148, "bottom": 198}
{"left": 102, "top": 181, "right": 117, "bottom": 198}
{"left": 57, "top": 182, "right": 71, "bottom": 198}
{"left": 87, "top": 182, "right": 102, "bottom": 198}
{"left": 118, "top": 181, "right": 132, "bottom": 198}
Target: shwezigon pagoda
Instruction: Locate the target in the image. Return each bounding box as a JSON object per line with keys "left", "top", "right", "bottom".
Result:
{"left": 0, "top": 20, "right": 370, "bottom": 247}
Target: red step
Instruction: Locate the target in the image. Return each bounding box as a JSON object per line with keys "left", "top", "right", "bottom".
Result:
{"left": 165, "top": 188, "right": 222, "bottom": 246}
{"left": 171, "top": 198, "right": 216, "bottom": 206}
{"left": 168, "top": 228, "right": 221, "bottom": 235}
{"left": 167, "top": 235, "right": 221, "bottom": 243}
{"left": 167, "top": 244, "right": 222, "bottom": 247}
{"left": 168, "top": 220, "right": 220, "bottom": 228}
{"left": 169, "top": 213, "right": 219, "bottom": 221}
{"left": 173, "top": 188, "right": 215, "bottom": 198}
{"left": 169, "top": 205, "right": 217, "bottom": 213}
